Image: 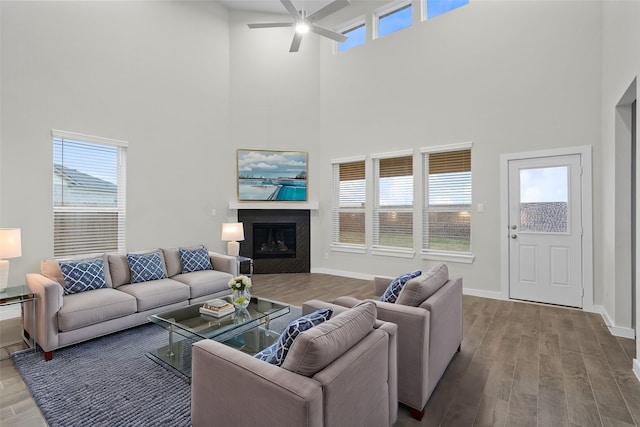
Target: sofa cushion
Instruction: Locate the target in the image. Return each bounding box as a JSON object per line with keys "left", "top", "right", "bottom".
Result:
{"left": 282, "top": 301, "right": 376, "bottom": 377}
{"left": 171, "top": 269, "right": 233, "bottom": 299}
{"left": 379, "top": 270, "right": 422, "bottom": 303}
{"left": 108, "top": 254, "right": 130, "bottom": 288}
{"left": 41, "top": 253, "right": 113, "bottom": 288}
{"left": 117, "top": 278, "right": 190, "bottom": 312}
{"left": 126, "top": 251, "right": 167, "bottom": 283}
{"left": 162, "top": 246, "right": 209, "bottom": 277}
{"left": 254, "top": 308, "right": 332, "bottom": 366}
{"left": 179, "top": 246, "right": 213, "bottom": 273}
{"left": 58, "top": 288, "right": 137, "bottom": 331}
{"left": 59, "top": 257, "right": 109, "bottom": 295}
{"left": 396, "top": 263, "right": 449, "bottom": 306}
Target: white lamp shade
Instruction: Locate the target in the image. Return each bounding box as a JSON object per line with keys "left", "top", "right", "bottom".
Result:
{"left": 221, "top": 223, "right": 245, "bottom": 242}
{"left": 0, "top": 228, "right": 22, "bottom": 259}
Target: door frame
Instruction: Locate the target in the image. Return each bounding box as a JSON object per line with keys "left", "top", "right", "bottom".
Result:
{"left": 500, "top": 145, "right": 594, "bottom": 311}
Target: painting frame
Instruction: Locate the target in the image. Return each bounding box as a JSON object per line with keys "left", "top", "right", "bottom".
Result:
{"left": 237, "top": 149, "right": 308, "bottom": 202}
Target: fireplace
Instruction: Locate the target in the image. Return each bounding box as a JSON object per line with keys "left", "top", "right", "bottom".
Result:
{"left": 238, "top": 209, "right": 310, "bottom": 274}
{"left": 253, "top": 223, "right": 297, "bottom": 259}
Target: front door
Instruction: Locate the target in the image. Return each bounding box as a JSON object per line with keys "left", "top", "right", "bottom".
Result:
{"left": 508, "top": 154, "right": 583, "bottom": 308}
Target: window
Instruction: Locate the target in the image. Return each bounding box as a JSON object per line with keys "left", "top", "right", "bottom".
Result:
{"left": 377, "top": 1, "right": 413, "bottom": 39}
{"left": 422, "top": 146, "right": 471, "bottom": 254}
{"left": 338, "top": 21, "right": 366, "bottom": 52}
{"left": 425, "top": 0, "right": 469, "bottom": 20}
{"left": 373, "top": 152, "right": 414, "bottom": 252}
{"left": 331, "top": 158, "right": 366, "bottom": 251}
{"left": 53, "top": 130, "right": 127, "bottom": 257}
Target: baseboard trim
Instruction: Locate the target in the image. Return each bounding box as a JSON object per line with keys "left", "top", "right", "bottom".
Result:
{"left": 634, "top": 359, "right": 640, "bottom": 382}
{"left": 310, "top": 268, "right": 374, "bottom": 281}
{"left": 462, "top": 288, "right": 505, "bottom": 300}
{"left": 593, "top": 305, "right": 636, "bottom": 339}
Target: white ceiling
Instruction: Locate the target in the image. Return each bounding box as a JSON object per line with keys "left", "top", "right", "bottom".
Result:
{"left": 217, "top": 0, "right": 342, "bottom": 16}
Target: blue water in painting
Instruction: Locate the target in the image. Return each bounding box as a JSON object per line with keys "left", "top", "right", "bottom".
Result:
{"left": 239, "top": 179, "right": 307, "bottom": 201}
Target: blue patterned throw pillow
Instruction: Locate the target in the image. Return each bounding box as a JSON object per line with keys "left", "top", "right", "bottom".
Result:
{"left": 60, "top": 258, "right": 108, "bottom": 295}
{"left": 254, "top": 308, "right": 333, "bottom": 366}
{"left": 380, "top": 270, "right": 422, "bottom": 303}
{"left": 179, "top": 246, "right": 213, "bottom": 273}
{"left": 127, "top": 251, "right": 167, "bottom": 283}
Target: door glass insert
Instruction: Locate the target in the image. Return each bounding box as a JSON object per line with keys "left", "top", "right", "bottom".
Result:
{"left": 519, "top": 166, "right": 568, "bottom": 232}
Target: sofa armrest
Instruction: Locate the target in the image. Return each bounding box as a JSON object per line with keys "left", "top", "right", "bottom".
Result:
{"left": 208, "top": 252, "right": 237, "bottom": 276}
{"left": 421, "top": 277, "right": 463, "bottom": 397}
{"left": 370, "top": 299, "right": 430, "bottom": 411}
{"left": 374, "top": 276, "right": 393, "bottom": 297}
{"left": 25, "top": 273, "right": 64, "bottom": 352}
{"left": 191, "top": 340, "right": 323, "bottom": 427}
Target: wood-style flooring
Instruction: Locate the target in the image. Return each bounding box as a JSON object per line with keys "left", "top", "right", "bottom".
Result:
{"left": 1, "top": 273, "right": 639, "bottom": 426}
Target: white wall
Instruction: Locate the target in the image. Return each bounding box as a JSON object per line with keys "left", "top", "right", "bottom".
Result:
{"left": 0, "top": 1, "right": 231, "bottom": 283}
{"left": 600, "top": 0, "right": 640, "bottom": 371}
{"left": 1, "top": 0, "right": 637, "bottom": 342}
{"left": 314, "top": 0, "right": 602, "bottom": 295}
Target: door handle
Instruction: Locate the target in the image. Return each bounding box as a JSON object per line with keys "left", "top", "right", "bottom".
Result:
{"left": 511, "top": 234, "right": 517, "bottom": 239}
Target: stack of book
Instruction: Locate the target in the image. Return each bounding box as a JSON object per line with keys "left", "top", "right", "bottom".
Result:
{"left": 199, "top": 299, "right": 235, "bottom": 317}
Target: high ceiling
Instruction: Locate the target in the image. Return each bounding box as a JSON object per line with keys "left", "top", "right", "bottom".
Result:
{"left": 217, "top": 0, "right": 345, "bottom": 16}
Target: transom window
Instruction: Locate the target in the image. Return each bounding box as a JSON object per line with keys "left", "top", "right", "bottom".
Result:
{"left": 53, "top": 130, "right": 127, "bottom": 257}
{"left": 425, "top": 0, "right": 469, "bottom": 20}
{"left": 377, "top": 2, "right": 413, "bottom": 38}
{"left": 338, "top": 20, "right": 366, "bottom": 52}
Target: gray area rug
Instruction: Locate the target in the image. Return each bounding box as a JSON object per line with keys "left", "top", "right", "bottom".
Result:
{"left": 12, "top": 306, "right": 302, "bottom": 427}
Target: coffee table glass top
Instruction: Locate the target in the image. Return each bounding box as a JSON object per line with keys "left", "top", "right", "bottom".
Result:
{"left": 148, "top": 295, "right": 290, "bottom": 341}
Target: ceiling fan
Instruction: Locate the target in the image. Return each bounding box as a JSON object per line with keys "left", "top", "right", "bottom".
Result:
{"left": 248, "top": 0, "right": 351, "bottom": 53}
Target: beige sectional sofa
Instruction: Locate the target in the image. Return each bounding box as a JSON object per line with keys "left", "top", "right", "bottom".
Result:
{"left": 24, "top": 247, "right": 237, "bottom": 361}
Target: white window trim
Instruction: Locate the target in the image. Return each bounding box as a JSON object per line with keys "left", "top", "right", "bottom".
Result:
{"left": 334, "top": 15, "right": 366, "bottom": 54}
{"left": 373, "top": 0, "right": 413, "bottom": 40}
{"left": 52, "top": 129, "right": 128, "bottom": 148}
{"left": 372, "top": 245, "right": 415, "bottom": 258}
{"left": 420, "top": 141, "right": 472, "bottom": 154}
{"left": 371, "top": 148, "right": 414, "bottom": 160}
{"left": 421, "top": 141, "right": 474, "bottom": 264}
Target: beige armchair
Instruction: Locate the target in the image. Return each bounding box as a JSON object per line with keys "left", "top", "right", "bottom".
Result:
{"left": 190, "top": 301, "right": 398, "bottom": 427}
{"left": 305, "top": 265, "right": 462, "bottom": 420}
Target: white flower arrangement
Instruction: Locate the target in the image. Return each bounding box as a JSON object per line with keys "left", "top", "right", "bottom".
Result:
{"left": 228, "top": 275, "right": 252, "bottom": 292}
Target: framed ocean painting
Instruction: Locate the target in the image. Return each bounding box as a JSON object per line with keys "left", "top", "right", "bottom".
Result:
{"left": 237, "top": 149, "right": 308, "bottom": 201}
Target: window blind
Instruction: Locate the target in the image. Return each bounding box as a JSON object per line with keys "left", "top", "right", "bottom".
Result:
{"left": 332, "top": 160, "right": 366, "bottom": 245}
{"left": 53, "top": 132, "right": 127, "bottom": 257}
{"left": 423, "top": 149, "right": 471, "bottom": 252}
{"left": 374, "top": 155, "right": 413, "bottom": 248}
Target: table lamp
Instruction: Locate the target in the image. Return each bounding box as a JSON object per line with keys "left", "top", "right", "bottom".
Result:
{"left": 221, "top": 223, "right": 244, "bottom": 257}
{"left": 0, "top": 228, "right": 22, "bottom": 290}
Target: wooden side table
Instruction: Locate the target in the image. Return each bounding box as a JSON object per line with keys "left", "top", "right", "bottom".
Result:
{"left": 0, "top": 284, "right": 37, "bottom": 351}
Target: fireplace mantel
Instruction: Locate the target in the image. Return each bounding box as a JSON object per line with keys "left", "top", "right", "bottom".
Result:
{"left": 228, "top": 201, "right": 319, "bottom": 210}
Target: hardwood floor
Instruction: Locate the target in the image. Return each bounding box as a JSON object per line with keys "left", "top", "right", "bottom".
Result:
{"left": 1, "top": 273, "right": 638, "bottom": 426}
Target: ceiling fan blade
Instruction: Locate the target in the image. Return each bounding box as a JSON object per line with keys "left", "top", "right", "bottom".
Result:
{"left": 248, "top": 22, "right": 295, "bottom": 29}
{"left": 310, "top": 24, "right": 347, "bottom": 42}
{"left": 290, "top": 32, "right": 303, "bottom": 52}
{"left": 307, "top": 0, "right": 350, "bottom": 22}
{"left": 280, "top": 0, "right": 301, "bottom": 18}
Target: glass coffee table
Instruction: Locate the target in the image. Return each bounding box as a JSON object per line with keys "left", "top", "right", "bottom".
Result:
{"left": 148, "top": 295, "right": 289, "bottom": 379}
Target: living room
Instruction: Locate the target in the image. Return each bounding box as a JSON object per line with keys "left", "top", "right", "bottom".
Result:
{"left": 0, "top": 0, "right": 639, "bottom": 424}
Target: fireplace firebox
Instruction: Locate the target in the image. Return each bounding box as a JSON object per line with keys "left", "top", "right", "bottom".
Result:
{"left": 238, "top": 209, "right": 310, "bottom": 274}
{"left": 253, "top": 223, "right": 296, "bottom": 259}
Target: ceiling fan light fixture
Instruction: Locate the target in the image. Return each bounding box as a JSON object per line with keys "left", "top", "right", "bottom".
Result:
{"left": 295, "top": 21, "right": 310, "bottom": 34}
